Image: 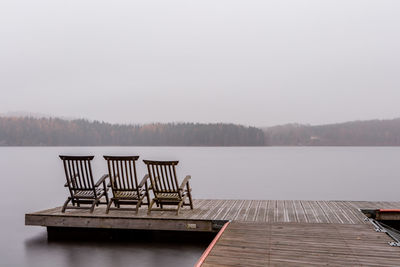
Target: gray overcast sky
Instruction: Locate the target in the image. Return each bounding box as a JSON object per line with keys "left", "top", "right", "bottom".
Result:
{"left": 0, "top": 0, "right": 399, "bottom": 126}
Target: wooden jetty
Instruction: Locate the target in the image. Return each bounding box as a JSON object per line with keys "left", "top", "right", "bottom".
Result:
{"left": 25, "top": 199, "right": 400, "bottom": 266}
{"left": 199, "top": 222, "right": 400, "bottom": 267}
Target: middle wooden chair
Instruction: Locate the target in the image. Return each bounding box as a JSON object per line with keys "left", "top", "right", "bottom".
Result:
{"left": 103, "top": 156, "right": 150, "bottom": 214}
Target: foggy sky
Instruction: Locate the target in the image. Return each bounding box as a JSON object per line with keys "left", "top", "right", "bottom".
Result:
{"left": 1, "top": 0, "right": 399, "bottom": 126}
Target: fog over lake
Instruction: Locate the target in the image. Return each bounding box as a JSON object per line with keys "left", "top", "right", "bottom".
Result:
{"left": 1, "top": 0, "right": 400, "bottom": 126}
{"left": 2, "top": 147, "right": 400, "bottom": 266}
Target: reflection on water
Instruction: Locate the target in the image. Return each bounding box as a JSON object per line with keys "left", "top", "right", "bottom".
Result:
{"left": 24, "top": 230, "right": 212, "bottom": 267}
{"left": 1, "top": 147, "right": 400, "bottom": 266}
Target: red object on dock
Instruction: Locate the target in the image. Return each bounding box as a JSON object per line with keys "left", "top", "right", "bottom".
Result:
{"left": 379, "top": 209, "right": 400, "bottom": 212}
{"left": 194, "top": 222, "right": 230, "bottom": 267}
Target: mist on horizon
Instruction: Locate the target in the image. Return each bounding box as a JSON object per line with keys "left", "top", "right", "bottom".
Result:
{"left": 1, "top": 0, "right": 399, "bottom": 126}
{"left": 1, "top": 110, "right": 400, "bottom": 128}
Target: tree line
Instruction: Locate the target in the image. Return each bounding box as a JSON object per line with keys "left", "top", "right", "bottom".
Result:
{"left": 0, "top": 117, "right": 265, "bottom": 146}
{"left": 263, "top": 118, "right": 400, "bottom": 146}
{"left": 2, "top": 116, "right": 400, "bottom": 146}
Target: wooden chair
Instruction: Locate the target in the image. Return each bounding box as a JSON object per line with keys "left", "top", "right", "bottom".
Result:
{"left": 60, "top": 155, "right": 109, "bottom": 213}
{"left": 103, "top": 156, "right": 150, "bottom": 214}
{"left": 143, "top": 160, "right": 193, "bottom": 215}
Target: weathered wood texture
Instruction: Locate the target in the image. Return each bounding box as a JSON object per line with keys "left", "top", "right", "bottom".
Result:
{"left": 26, "top": 200, "right": 400, "bottom": 227}
{"left": 201, "top": 221, "right": 400, "bottom": 267}
{"left": 26, "top": 199, "right": 400, "bottom": 265}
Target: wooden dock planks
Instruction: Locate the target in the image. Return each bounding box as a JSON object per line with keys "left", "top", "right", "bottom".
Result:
{"left": 26, "top": 199, "right": 400, "bottom": 266}
{"left": 26, "top": 199, "right": 400, "bottom": 228}
{"left": 201, "top": 222, "right": 400, "bottom": 267}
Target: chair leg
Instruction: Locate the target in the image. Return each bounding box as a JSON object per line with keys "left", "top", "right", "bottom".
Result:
{"left": 187, "top": 183, "right": 193, "bottom": 209}
{"left": 136, "top": 198, "right": 143, "bottom": 214}
{"left": 62, "top": 197, "right": 71, "bottom": 213}
{"left": 106, "top": 199, "right": 113, "bottom": 214}
{"left": 145, "top": 191, "right": 150, "bottom": 208}
{"left": 90, "top": 200, "right": 98, "bottom": 213}
{"left": 148, "top": 199, "right": 155, "bottom": 214}
{"left": 176, "top": 200, "right": 184, "bottom": 215}
{"left": 104, "top": 191, "right": 109, "bottom": 205}
{"left": 188, "top": 193, "right": 193, "bottom": 209}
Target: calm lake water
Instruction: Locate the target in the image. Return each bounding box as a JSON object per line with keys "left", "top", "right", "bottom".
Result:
{"left": 2, "top": 146, "right": 400, "bottom": 266}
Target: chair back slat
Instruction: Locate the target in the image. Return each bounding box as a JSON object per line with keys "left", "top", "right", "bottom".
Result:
{"left": 166, "top": 165, "right": 175, "bottom": 191}
{"left": 155, "top": 165, "right": 165, "bottom": 191}
{"left": 129, "top": 160, "right": 138, "bottom": 189}
{"left": 171, "top": 164, "right": 179, "bottom": 191}
{"left": 165, "top": 165, "right": 173, "bottom": 191}
{"left": 60, "top": 156, "right": 95, "bottom": 192}
{"left": 116, "top": 160, "right": 122, "bottom": 189}
{"left": 143, "top": 160, "right": 180, "bottom": 195}
{"left": 161, "top": 165, "right": 169, "bottom": 191}
{"left": 122, "top": 161, "right": 128, "bottom": 189}
{"left": 79, "top": 160, "right": 87, "bottom": 188}
{"left": 104, "top": 156, "right": 140, "bottom": 194}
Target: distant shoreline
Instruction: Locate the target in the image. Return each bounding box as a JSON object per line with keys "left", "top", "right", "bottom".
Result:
{"left": 1, "top": 116, "right": 400, "bottom": 146}
{"left": 0, "top": 145, "right": 400, "bottom": 148}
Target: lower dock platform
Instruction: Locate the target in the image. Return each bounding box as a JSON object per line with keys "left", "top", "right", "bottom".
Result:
{"left": 200, "top": 222, "right": 400, "bottom": 267}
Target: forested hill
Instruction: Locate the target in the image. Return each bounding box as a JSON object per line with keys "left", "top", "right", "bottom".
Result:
{"left": 264, "top": 118, "right": 400, "bottom": 146}
{"left": 2, "top": 116, "right": 400, "bottom": 146}
{"left": 0, "top": 117, "right": 265, "bottom": 146}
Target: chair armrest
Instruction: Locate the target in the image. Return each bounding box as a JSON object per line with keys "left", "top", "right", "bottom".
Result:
{"left": 139, "top": 174, "right": 150, "bottom": 188}
{"left": 107, "top": 174, "right": 118, "bottom": 188}
{"left": 95, "top": 174, "right": 109, "bottom": 187}
{"left": 179, "top": 175, "right": 191, "bottom": 191}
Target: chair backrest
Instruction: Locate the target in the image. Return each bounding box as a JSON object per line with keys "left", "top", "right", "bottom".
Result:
{"left": 143, "top": 160, "right": 180, "bottom": 196}
{"left": 103, "top": 156, "right": 140, "bottom": 195}
{"left": 59, "top": 155, "right": 96, "bottom": 194}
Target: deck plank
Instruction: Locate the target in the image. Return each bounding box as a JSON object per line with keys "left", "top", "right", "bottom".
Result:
{"left": 202, "top": 221, "right": 400, "bottom": 267}
{"left": 26, "top": 200, "right": 400, "bottom": 226}
{"left": 293, "top": 200, "right": 307, "bottom": 223}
